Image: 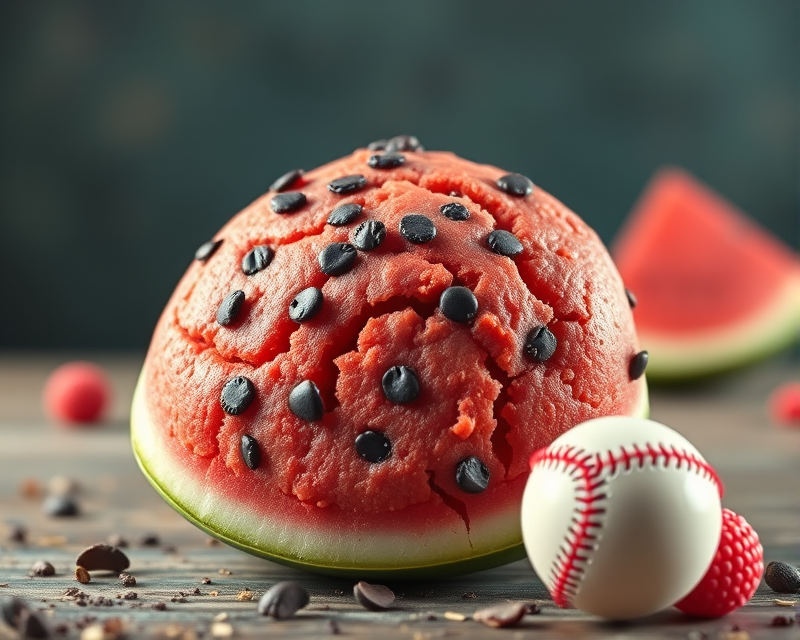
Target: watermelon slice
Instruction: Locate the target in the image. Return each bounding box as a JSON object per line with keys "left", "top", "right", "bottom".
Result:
{"left": 132, "top": 137, "right": 649, "bottom": 578}
{"left": 613, "top": 168, "right": 800, "bottom": 382}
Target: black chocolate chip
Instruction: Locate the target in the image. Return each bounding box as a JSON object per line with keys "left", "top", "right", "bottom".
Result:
{"left": 385, "top": 135, "right": 423, "bottom": 152}
{"left": 241, "top": 246, "right": 274, "bottom": 275}
{"left": 76, "top": 544, "right": 130, "bottom": 573}
{"left": 440, "top": 286, "right": 479, "bottom": 324}
{"left": 257, "top": 581, "right": 309, "bottom": 619}
{"left": 440, "top": 202, "right": 470, "bottom": 221}
{"left": 355, "top": 430, "right": 392, "bottom": 463}
{"left": 399, "top": 214, "right": 436, "bottom": 244}
{"left": 271, "top": 192, "right": 307, "bottom": 214}
{"left": 629, "top": 351, "right": 649, "bottom": 380}
{"left": 195, "top": 239, "right": 222, "bottom": 262}
{"left": 269, "top": 169, "right": 303, "bottom": 193}
{"left": 382, "top": 366, "right": 420, "bottom": 404}
{"left": 328, "top": 175, "right": 367, "bottom": 194}
{"left": 524, "top": 326, "right": 558, "bottom": 363}
{"left": 288, "top": 380, "right": 324, "bottom": 422}
{"left": 625, "top": 288, "right": 637, "bottom": 309}
{"left": 220, "top": 376, "right": 255, "bottom": 415}
{"left": 327, "top": 203, "right": 363, "bottom": 226}
{"left": 216, "top": 290, "right": 245, "bottom": 326}
{"left": 353, "top": 581, "right": 395, "bottom": 610}
{"left": 764, "top": 561, "right": 800, "bottom": 593}
{"left": 352, "top": 220, "right": 386, "bottom": 251}
{"left": 30, "top": 561, "right": 55, "bottom": 577}
{"left": 455, "top": 456, "right": 490, "bottom": 494}
{"left": 289, "top": 287, "right": 323, "bottom": 323}
{"left": 318, "top": 242, "right": 357, "bottom": 276}
{"left": 367, "top": 152, "right": 405, "bottom": 169}
{"left": 487, "top": 229, "right": 524, "bottom": 257}
{"left": 240, "top": 435, "right": 261, "bottom": 471}
{"left": 41, "top": 495, "right": 79, "bottom": 518}
{"left": 496, "top": 173, "right": 533, "bottom": 197}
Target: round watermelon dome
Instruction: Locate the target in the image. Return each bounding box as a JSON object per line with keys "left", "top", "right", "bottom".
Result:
{"left": 131, "top": 136, "right": 649, "bottom": 578}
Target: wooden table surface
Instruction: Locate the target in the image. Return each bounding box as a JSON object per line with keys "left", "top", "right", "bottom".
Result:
{"left": 1, "top": 353, "right": 799, "bottom": 639}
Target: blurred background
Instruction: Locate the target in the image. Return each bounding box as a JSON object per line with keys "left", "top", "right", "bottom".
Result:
{"left": 0, "top": 0, "right": 798, "bottom": 351}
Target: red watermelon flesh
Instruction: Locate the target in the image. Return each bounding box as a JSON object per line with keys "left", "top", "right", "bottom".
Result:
{"left": 132, "top": 137, "right": 648, "bottom": 577}
{"left": 613, "top": 168, "right": 800, "bottom": 381}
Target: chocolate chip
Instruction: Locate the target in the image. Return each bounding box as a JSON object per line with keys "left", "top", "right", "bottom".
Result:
{"left": 625, "top": 288, "right": 637, "bottom": 309}
{"left": 151, "top": 602, "right": 167, "bottom": 611}
{"left": 455, "top": 457, "right": 490, "bottom": 494}
{"left": 41, "top": 495, "right": 79, "bottom": 517}
{"left": 353, "top": 581, "right": 395, "bottom": 611}
{"left": 496, "top": 173, "right": 533, "bottom": 197}
{"left": 440, "top": 286, "right": 478, "bottom": 324}
{"left": 75, "top": 567, "right": 90, "bottom": 584}
{"left": 629, "top": 351, "right": 649, "bottom": 380}
{"left": 399, "top": 214, "right": 436, "bottom": 244}
{"left": 524, "top": 326, "right": 557, "bottom": 363}
{"left": 217, "top": 290, "right": 245, "bottom": 326}
{"left": 382, "top": 366, "right": 420, "bottom": 404}
{"left": 327, "top": 203, "right": 362, "bottom": 226}
{"left": 8, "top": 523, "right": 27, "bottom": 543}
{"left": 240, "top": 435, "right": 261, "bottom": 470}
{"left": 195, "top": 239, "right": 222, "bottom": 262}
{"left": 271, "top": 192, "right": 307, "bottom": 214}
{"left": 473, "top": 602, "right": 526, "bottom": 628}
{"left": 318, "top": 242, "right": 357, "bottom": 276}
{"left": 765, "top": 561, "right": 800, "bottom": 593}
{"left": 30, "top": 561, "right": 55, "bottom": 577}
{"left": 289, "top": 287, "right": 324, "bottom": 322}
{"left": 257, "top": 582, "right": 309, "bottom": 619}
{"left": 770, "top": 615, "right": 794, "bottom": 627}
{"left": 367, "top": 153, "right": 405, "bottom": 169}
{"left": 355, "top": 431, "right": 392, "bottom": 463}
{"left": 119, "top": 573, "right": 136, "bottom": 588}
{"left": 269, "top": 169, "right": 303, "bottom": 193}
{"left": 241, "top": 245, "right": 274, "bottom": 275}
{"left": 139, "top": 534, "right": 160, "bottom": 547}
{"left": 288, "top": 380, "right": 324, "bottom": 422}
{"left": 487, "top": 230, "right": 523, "bottom": 257}
{"left": 220, "top": 376, "right": 255, "bottom": 415}
{"left": 385, "top": 135, "right": 423, "bottom": 152}
{"left": 76, "top": 544, "right": 130, "bottom": 573}
{"left": 440, "top": 202, "right": 470, "bottom": 221}
{"left": 352, "top": 220, "right": 386, "bottom": 251}
{"left": 328, "top": 175, "right": 367, "bottom": 194}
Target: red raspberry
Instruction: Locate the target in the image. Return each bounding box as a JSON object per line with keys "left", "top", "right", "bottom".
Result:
{"left": 43, "top": 361, "right": 111, "bottom": 425}
{"left": 675, "top": 508, "right": 763, "bottom": 618}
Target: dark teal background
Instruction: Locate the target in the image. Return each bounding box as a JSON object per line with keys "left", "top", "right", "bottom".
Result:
{"left": 1, "top": 1, "right": 798, "bottom": 349}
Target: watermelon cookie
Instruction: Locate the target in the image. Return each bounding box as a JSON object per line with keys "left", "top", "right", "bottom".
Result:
{"left": 131, "top": 136, "right": 649, "bottom": 577}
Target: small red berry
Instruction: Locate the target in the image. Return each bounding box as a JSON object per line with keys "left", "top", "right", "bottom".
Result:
{"left": 675, "top": 508, "right": 763, "bottom": 618}
{"left": 43, "top": 361, "right": 111, "bottom": 425}
{"left": 769, "top": 382, "right": 800, "bottom": 427}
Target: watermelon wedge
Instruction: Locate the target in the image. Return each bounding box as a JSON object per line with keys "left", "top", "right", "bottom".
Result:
{"left": 613, "top": 168, "right": 800, "bottom": 382}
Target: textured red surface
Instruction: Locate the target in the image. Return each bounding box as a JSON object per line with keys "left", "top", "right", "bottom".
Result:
{"left": 769, "top": 381, "right": 800, "bottom": 426}
{"left": 43, "top": 361, "right": 110, "bottom": 425}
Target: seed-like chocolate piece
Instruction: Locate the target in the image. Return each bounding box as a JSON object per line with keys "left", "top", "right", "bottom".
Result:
{"left": 440, "top": 286, "right": 478, "bottom": 324}
{"left": 119, "top": 573, "right": 136, "bottom": 587}
{"left": 353, "top": 581, "right": 395, "bottom": 610}
{"left": 327, "top": 203, "right": 362, "bottom": 226}
{"left": 455, "top": 457, "right": 490, "bottom": 494}
{"left": 355, "top": 431, "right": 392, "bottom": 463}
{"left": 30, "top": 561, "right": 55, "bottom": 577}
{"left": 524, "top": 326, "right": 557, "bottom": 363}
{"left": 440, "top": 202, "right": 470, "bottom": 221}
{"left": 496, "top": 173, "right": 533, "bottom": 197}
{"left": 629, "top": 351, "right": 649, "bottom": 380}
{"left": 41, "top": 495, "right": 79, "bottom": 517}
{"left": 385, "top": 135, "right": 423, "bottom": 152}
{"left": 625, "top": 288, "right": 637, "bottom": 309}
{"left": 473, "top": 602, "right": 526, "bottom": 628}
{"left": 399, "top": 214, "right": 436, "bottom": 244}
{"left": 257, "top": 581, "right": 309, "bottom": 619}
{"left": 352, "top": 220, "right": 386, "bottom": 251}
{"left": 382, "top": 366, "right": 420, "bottom": 404}
{"left": 75, "top": 566, "right": 90, "bottom": 584}
{"left": 76, "top": 544, "right": 130, "bottom": 573}
{"left": 241, "top": 245, "right": 273, "bottom": 275}
{"left": 269, "top": 168, "right": 303, "bottom": 193}
{"left": 220, "top": 376, "right": 255, "bottom": 415}
{"left": 240, "top": 435, "right": 261, "bottom": 471}
{"left": 367, "top": 152, "right": 405, "bottom": 169}
{"left": 487, "top": 230, "right": 523, "bottom": 257}
{"left": 139, "top": 533, "right": 160, "bottom": 546}
{"left": 195, "top": 239, "right": 222, "bottom": 262}
{"left": 328, "top": 175, "right": 367, "bottom": 194}
{"left": 216, "top": 290, "right": 245, "bottom": 326}
{"left": 318, "top": 242, "right": 357, "bottom": 276}
{"left": 289, "top": 380, "right": 324, "bottom": 422}
{"left": 289, "top": 287, "right": 324, "bottom": 323}
{"left": 765, "top": 561, "right": 800, "bottom": 593}
{"left": 271, "top": 192, "right": 307, "bottom": 214}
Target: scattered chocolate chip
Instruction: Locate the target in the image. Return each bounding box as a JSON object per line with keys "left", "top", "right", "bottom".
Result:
{"left": 220, "top": 376, "right": 256, "bottom": 415}
{"left": 106, "top": 534, "right": 127, "bottom": 549}
{"left": 42, "top": 495, "right": 79, "bottom": 517}
{"left": 440, "top": 286, "right": 478, "bottom": 324}
{"left": 367, "top": 153, "right": 405, "bottom": 169}
{"left": 289, "top": 287, "right": 324, "bottom": 323}
{"left": 440, "top": 202, "right": 469, "bottom": 221}
{"left": 629, "top": 350, "right": 649, "bottom": 380}
{"left": 257, "top": 582, "right": 309, "bottom": 619}
{"left": 382, "top": 365, "right": 420, "bottom": 404}
{"left": 170, "top": 596, "right": 187, "bottom": 603}
{"left": 216, "top": 290, "right": 245, "bottom": 326}
{"left": 122, "top": 592, "right": 137, "bottom": 600}
{"left": 319, "top": 242, "right": 357, "bottom": 276}
{"left": 385, "top": 135, "right": 423, "bottom": 152}
{"left": 151, "top": 602, "right": 167, "bottom": 611}
{"left": 201, "top": 578, "right": 212, "bottom": 585}
{"left": 462, "top": 592, "right": 477, "bottom": 599}
{"left": 75, "top": 567, "right": 90, "bottom": 585}
{"left": 524, "top": 326, "right": 557, "bottom": 363}
{"left": 327, "top": 203, "right": 362, "bottom": 226}
{"left": 487, "top": 229, "right": 523, "bottom": 257}
{"left": 195, "top": 239, "right": 223, "bottom": 262}
{"left": 625, "top": 288, "right": 637, "bottom": 309}
{"left": 353, "top": 581, "right": 395, "bottom": 611}
{"left": 240, "top": 435, "right": 261, "bottom": 471}
{"left": 76, "top": 544, "right": 129, "bottom": 573}
{"left": 355, "top": 431, "right": 392, "bottom": 463}
{"left": 118, "top": 574, "right": 136, "bottom": 588}
{"left": 399, "top": 214, "right": 436, "bottom": 244}
{"left": 241, "top": 245, "right": 274, "bottom": 275}
{"left": 455, "top": 457, "right": 490, "bottom": 494}
{"left": 269, "top": 169, "right": 303, "bottom": 193}
{"left": 770, "top": 615, "right": 794, "bottom": 627}
{"left": 31, "top": 561, "right": 55, "bottom": 577}
{"left": 328, "top": 175, "right": 367, "bottom": 194}
{"left": 62, "top": 588, "right": 82, "bottom": 598}
{"left": 138, "top": 533, "right": 160, "bottom": 547}
{"left": 289, "top": 380, "right": 324, "bottom": 422}
{"left": 473, "top": 602, "right": 526, "bottom": 628}
{"left": 496, "top": 173, "right": 533, "bottom": 197}
{"left": 8, "top": 523, "right": 27, "bottom": 543}
{"left": 765, "top": 561, "right": 800, "bottom": 593}
{"left": 352, "top": 220, "right": 386, "bottom": 251}
{"left": 17, "top": 608, "right": 50, "bottom": 639}
{"left": 271, "top": 192, "right": 307, "bottom": 214}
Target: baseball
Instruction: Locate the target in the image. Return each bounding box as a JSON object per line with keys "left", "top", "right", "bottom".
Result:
{"left": 521, "top": 416, "right": 722, "bottom": 620}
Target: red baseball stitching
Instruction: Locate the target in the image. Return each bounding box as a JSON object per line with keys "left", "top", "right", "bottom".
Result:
{"left": 529, "top": 443, "right": 723, "bottom": 608}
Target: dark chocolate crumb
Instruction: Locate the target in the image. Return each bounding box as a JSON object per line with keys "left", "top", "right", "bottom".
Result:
{"left": 240, "top": 434, "right": 262, "bottom": 471}
{"left": 216, "top": 290, "right": 245, "bottom": 326}
{"left": 440, "top": 202, "right": 470, "bottom": 221}
{"left": 41, "top": 495, "right": 79, "bottom": 518}
{"left": 354, "top": 581, "right": 395, "bottom": 611}
{"left": 367, "top": 152, "right": 405, "bottom": 169}
{"left": 440, "top": 286, "right": 478, "bottom": 324}
{"left": 271, "top": 192, "right": 307, "bottom": 214}
{"left": 487, "top": 229, "right": 524, "bottom": 257}
{"left": 151, "top": 602, "right": 167, "bottom": 611}
{"left": 201, "top": 577, "right": 211, "bottom": 585}
{"left": 30, "top": 561, "right": 55, "bottom": 577}
{"left": 257, "top": 582, "right": 310, "bottom": 619}
{"left": 327, "top": 203, "right": 363, "bottom": 226}
{"left": 289, "top": 287, "right": 324, "bottom": 323}
{"left": 288, "top": 380, "right": 324, "bottom": 422}
{"left": 318, "top": 242, "right": 357, "bottom": 276}
{"left": 524, "top": 326, "right": 557, "bottom": 363}
{"left": 220, "top": 376, "right": 256, "bottom": 415}
{"left": 399, "top": 214, "right": 436, "bottom": 244}
{"left": 138, "top": 533, "right": 160, "bottom": 547}
{"left": 625, "top": 288, "right": 637, "bottom": 309}
{"left": 269, "top": 169, "right": 303, "bottom": 193}
{"left": 765, "top": 561, "right": 800, "bottom": 593}
{"left": 9, "top": 523, "right": 28, "bottom": 543}
{"left": 121, "top": 592, "right": 137, "bottom": 600}
{"left": 352, "top": 220, "right": 386, "bottom": 251}
{"left": 770, "top": 615, "right": 794, "bottom": 627}
{"left": 455, "top": 457, "right": 490, "bottom": 494}
{"left": 170, "top": 596, "right": 187, "bottom": 603}
{"left": 76, "top": 544, "right": 130, "bottom": 573}
{"left": 62, "top": 588, "right": 82, "bottom": 597}
{"left": 241, "top": 245, "right": 274, "bottom": 275}
{"left": 119, "top": 573, "right": 136, "bottom": 588}
{"left": 195, "top": 239, "right": 223, "bottom": 262}
{"left": 496, "top": 173, "right": 534, "bottom": 197}
{"left": 629, "top": 351, "right": 649, "bottom": 380}
{"left": 382, "top": 366, "right": 420, "bottom": 404}
{"left": 462, "top": 592, "right": 477, "bottom": 599}
{"left": 385, "top": 135, "right": 423, "bottom": 152}
{"left": 355, "top": 431, "right": 392, "bottom": 463}
{"left": 191, "top": 588, "right": 200, "bottom": 595}
{"left": 328, "top": 175, "right": 367, "bottom": 194}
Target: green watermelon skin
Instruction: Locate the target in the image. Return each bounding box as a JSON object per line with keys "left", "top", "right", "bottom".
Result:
{"left": 132, "top": 144, "right": 649, "bottom": 577}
